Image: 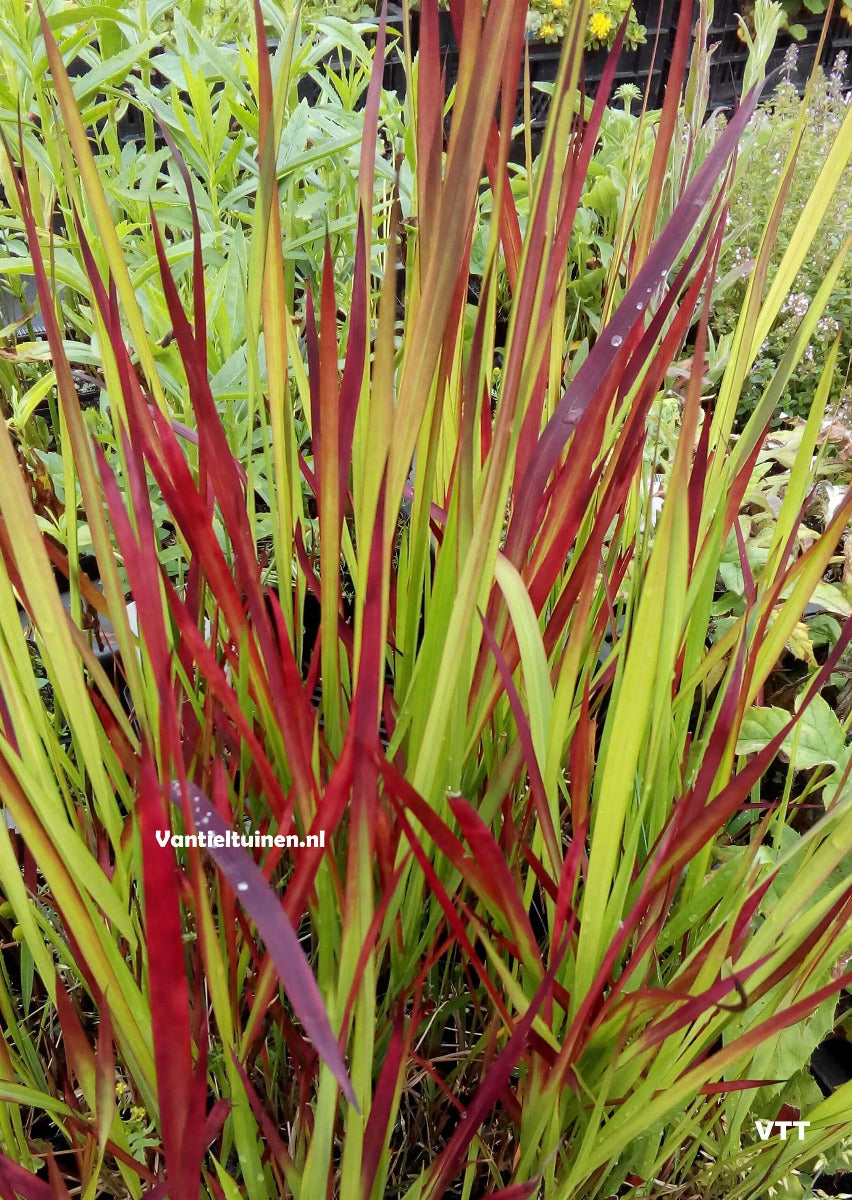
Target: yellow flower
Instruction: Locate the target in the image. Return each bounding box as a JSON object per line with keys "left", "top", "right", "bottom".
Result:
{"left": 588, "top": 11, "right": 613, "bottom": 38}
{"left": 842, "top": 2, "right": 852, "bottom": 23}
{"left": 540, "top": 21, "right": 557, "bottom": 37}
{"left": 551, "top": 0, "right": 565, "bottom": 7}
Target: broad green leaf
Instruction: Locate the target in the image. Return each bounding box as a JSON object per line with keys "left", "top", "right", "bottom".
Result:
{"left": 737, "top": 695, "right": 848, "bottom": 770}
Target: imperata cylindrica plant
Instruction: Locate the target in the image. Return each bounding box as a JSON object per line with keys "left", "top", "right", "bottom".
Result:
{"left": 0, "top": 0, "right": 851, "bottom": 1196}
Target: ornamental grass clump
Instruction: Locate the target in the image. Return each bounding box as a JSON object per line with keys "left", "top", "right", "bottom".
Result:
{"left": 0, "top": 1, "right": 851, "bottom": 1197}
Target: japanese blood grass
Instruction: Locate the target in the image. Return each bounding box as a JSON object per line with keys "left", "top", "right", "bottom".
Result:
{"left": 1, "top": 0, "right": 852, "bottom": 1197}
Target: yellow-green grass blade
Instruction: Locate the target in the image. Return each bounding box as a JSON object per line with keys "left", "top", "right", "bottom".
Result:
{"left": 573, "top": 424, "right": 689, "bottom": 1012}
{"left": 764, "top": 333, "right": 839, "bottom": 578}
{"left": 36, "top": 5, "right": 167, "bottom": 413}
{"left": 0, "top": 411, "right": 129, "bottom": 879}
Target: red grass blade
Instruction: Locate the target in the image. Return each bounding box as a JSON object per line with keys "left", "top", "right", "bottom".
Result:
{"left": 46, "top": 1157, "right": 73, "bottom": 1200}
{"left": 633, "top": 0, "right": 695, "bottom": 268}
{"left": 179, "top": 782, "right": 357, "bottom": 1106}
{"left": 483, "top": 1183, "right": 541, "bottom": 1200}
{"left": 378, "top": 755, "right": 515, "bottom": 1023}
{"left": 449, "top": 793, "right": 543, "bottom": 970}
{"left": 94, "top": 1001, "right": 115, "bottom": 1158}
{"left": 358, "top": 1, "right": 388, "bottom": 219}
{"left": 139, "top": 752, "right": 194, "bottom": 1187}
{"left": 360, "top": 1007, "right": 408, "bottom": 1199}
{"left": 0, "top": 1156, "right": 53, "bottom": 1200}
{"left": 508, "top": 86, "right": 760, "bottom": 560}
{"left": 230, "top": 1054, "right": 296, "bottom": 1174}
{"left": 424, "top": 937, "right": 570, "bottom": 1199}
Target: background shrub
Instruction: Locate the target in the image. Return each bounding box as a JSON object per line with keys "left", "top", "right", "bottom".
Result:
{"left": 711, "top": 49, "right": 852, "bottom": 427}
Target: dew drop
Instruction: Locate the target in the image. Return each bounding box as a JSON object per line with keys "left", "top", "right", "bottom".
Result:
{"left": 237, "top": 882, "right": 249, "bottom": 892}
{"left": 635, "top": 302, "right": 644, "bottom": 310}
{"left": 611, "top": 334, "right": 623, "bottom": 347}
